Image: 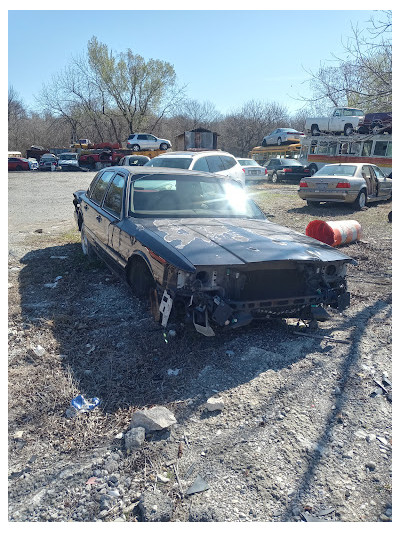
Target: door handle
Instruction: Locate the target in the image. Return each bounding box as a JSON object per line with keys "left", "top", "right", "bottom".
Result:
{"left": 96, "top": 215, "right": 102, "bottom": 222}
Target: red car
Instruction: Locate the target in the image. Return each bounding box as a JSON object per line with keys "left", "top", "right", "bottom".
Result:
{"left": 8, "top": 157, "right": 31, "bottom": 171}
{"left": 79, "top": 149, "right": 123, "bottom": 168}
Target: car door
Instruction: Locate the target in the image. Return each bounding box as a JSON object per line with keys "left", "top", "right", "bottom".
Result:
{"left": 371, "top": 165, "right": 391, "bottom": 198}
{"left": 82, "top": 169, "right": 116, "bottom": 251}
{"left": 268, "top": 130, "right": 277, "bottom": 145}
{"left": 330, "top": 109, "right": 343, "bottom": 131}
{"left": 101, "top": 172, "right": 128, "bottom": 269}
{"left": 146, "top": 135, "right": 158, "bottom": 150}
{"left": 136, "top": 134, "right": 148, "bottom": 150}
{"left": 361, "top": 165, "right": 377, "bottom": 197}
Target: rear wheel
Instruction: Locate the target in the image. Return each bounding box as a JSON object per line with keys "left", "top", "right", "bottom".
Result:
{"left": 371, "top": 122, "right": 382, "bottom": 135}
{"left": 308, "top": 164, "right": 318, "bottom": 176}
{"left": 81, "top": 225, "right": 95, "bottom": 258}
{"left": 132, "top": 144, "right": 140, "bottom": 152}
{"left": 271, "top": 172, "right": 279, "bottom": 184}
{"left": 354, "top": 189, "right": 367, "bottom": 210}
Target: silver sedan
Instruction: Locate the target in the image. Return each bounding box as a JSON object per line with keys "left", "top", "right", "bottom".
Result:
{"left": 298, "top": 163, "right": 392, "bottom": 210}
{"left": 261, "top": 128, "right": 305, "bottom": 146}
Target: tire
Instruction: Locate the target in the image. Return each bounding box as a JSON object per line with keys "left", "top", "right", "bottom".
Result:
{"left": 371, "top": 123, "right": 382, "bottom": 135}
{"left": 277, "top": 137, "right": 282, "bottom": 146}
{"left": 160, "top": 143, "right": 168, "bottom": 150}
{"left": 354, "top": 189, "right": 367, "bottom": 210}
{"left": 311, "top": 125, "right": 320, "bottom": 136}
{"left": 81, "top": 225, "right": 95, "bottom": 258}
{"left": 388, "top": 211, "right": 392, "bottom": 223}
{"left": 132, "top": 144, "right": 140, "bottom": 152}
{"left": 261, "top": 139, "right": 267, "bottom": 147}
{"left": 271, "top": 172, "right": 279, "bottom": 184}
{"left": 127, "top": 258, "right": 156, "bottom": 299}
{"left": 344, "top": 124, "right": 354, "bottom": 136}
{"left": 309, "top": 164, "right": 318, "bottom": 176}
{"left": 307, "top": 200, "right": 320, "bottom": 206}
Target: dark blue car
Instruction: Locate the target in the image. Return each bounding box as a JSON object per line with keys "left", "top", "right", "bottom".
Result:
{"left": 73, "top": 167, "right": 354, "bottom": 335}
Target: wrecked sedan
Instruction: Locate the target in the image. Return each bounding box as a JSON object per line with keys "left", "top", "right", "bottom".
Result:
{"left": 73, "top": 167, "right": 355, "bottom": 336}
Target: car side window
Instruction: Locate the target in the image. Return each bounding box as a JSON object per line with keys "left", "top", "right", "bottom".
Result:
{"left": 205, "top": 156, "right": 226, "bottom": 173}
{"left": 90, "top": 170, "right": 115, "bottom": 205}
{"left": 373, "top": 166, "right": 386, "bottom": 179}
{"left": 220, "top": 156, "right": 237, "bottom": 170}
{"left": 137, "top": 135, "right": 147, "bottom": 140}
{"left": 192, "top": 157, "right": 210, "bottom": 172}
{"left": 103, "top": 173, "right": 126, "bottom": 217}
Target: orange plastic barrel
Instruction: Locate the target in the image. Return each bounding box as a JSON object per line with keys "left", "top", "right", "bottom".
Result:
{"left": 306, "top": 219, "right": 362, "bottom": 247}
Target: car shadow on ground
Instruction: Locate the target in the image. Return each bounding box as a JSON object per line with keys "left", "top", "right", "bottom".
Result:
{"left": 18, "top": 242, "right": 314, "bottom": 416}
{"left": 288, "top": 201, "right": 384, "bottom": 217}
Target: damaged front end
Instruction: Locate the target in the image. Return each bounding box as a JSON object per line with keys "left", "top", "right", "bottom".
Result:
{"left": 159, "top": 260, "right": 352, "bottom": 336}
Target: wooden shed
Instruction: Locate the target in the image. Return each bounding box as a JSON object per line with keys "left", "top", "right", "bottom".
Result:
{"left": 175, "top": 128, "right": 219, "bottom": 151}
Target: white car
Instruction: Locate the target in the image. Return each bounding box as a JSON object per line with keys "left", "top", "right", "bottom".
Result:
{"left": 262, "top": 128, "right": 305, "bottom": 147}
{"left": 144, "top": 151, "right": 245, "bottom": 186}
{"left": 126, "top": 133, "right": 171, "bottom": 151}
{"left": 236, "top": 158, "right": 267, "bottom": 182}
{"left": 58, "top": 153, "right": 79, "bottom": 169}
{"left": 119, "top": 155, "right": 150, "bottom": 166}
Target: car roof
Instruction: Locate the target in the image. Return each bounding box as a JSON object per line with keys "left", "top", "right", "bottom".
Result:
{"left": 114, "top": 165, "right": 231, "bottom": 180}
{"left": 150, "top": 151, "right": 236, "bottom": 158}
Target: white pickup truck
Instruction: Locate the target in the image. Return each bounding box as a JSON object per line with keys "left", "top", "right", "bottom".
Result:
{"left": 305, "top": 107, "right": 365, "bottom": 136}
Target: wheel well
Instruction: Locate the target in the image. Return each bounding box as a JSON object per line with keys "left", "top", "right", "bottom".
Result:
{"left": 126, "top": 254, "right": 153, "bottom": 283}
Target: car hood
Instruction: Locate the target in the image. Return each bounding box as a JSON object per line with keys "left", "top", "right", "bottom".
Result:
{"left": 123, "top": 217, "right": 356, "bottom": 271}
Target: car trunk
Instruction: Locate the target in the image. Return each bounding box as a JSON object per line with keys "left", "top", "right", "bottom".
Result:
{"left": 303, "top": 176, "right": 345, "bottom": 191}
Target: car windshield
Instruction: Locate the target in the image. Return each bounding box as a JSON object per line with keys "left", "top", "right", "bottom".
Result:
{"left": 343, "top": 109, "right": 364, "bottom": 116}
{"left": 282, "top": 129, "right": 298, "bottom": 133}
{"left": 59, "top": 154, "right": 77, "bottom": 160}
{"left": 129, "top": 175, "right": 265, "bottom": 219}
{"left": 315, "top": 165, "right": 357, "bottom": 177}
{"left": 144, "top": 157, "right": 192, "bottom": 169}
{"left": 237, "top": 159, "right": 259, "bottom": 166}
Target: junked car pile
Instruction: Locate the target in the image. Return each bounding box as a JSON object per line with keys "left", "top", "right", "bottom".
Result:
{"left": 73, "top": 166, "right": 355, "bottom": 337}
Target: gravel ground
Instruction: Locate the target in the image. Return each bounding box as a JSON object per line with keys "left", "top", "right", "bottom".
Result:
{"left": 8, "top": 170, "right": 392, "bottom": 523}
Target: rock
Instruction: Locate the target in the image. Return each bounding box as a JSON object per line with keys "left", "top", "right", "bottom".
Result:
{"left": 343, "top": 450, "right": 354, "bottom": 459}
{"left": 365, "top": 461, "right": 376, "bottom": 471}
{"left": 138, "top": 490, "right": 174, "bottom": 522}
{"left": 125, "top": 427, "right": 145, "bottom": 449}
{"left": 104, "top": 459, "right": 119, "bottom": 473}
{"left": 366, "top": 434, "right": 376, "bottom": 443}
{"left": 380, "top": 514, "right": 391, "bottom": 522}
{"left": 355, "top": 429, "right": 368, "bottom": 440}
{"left": 156, "top": 474, "right": 170, "bottom": 483}
{"left": 205, "top": 397, "right": 224, "bottom": 412}
{"left": 131, "top": 406, "right": 176, "bottom": 433}
{"left": 376, "top": 436, "right": 388, "bottom": 446}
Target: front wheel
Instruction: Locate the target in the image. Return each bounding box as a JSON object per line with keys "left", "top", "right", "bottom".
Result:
{"left": 160, "top": 143, "right": 168, "bottom": 150}
{"left": 354, "top": 189, "right": 367, "bottom": 210}
{"left": 371, "top": 123, "right": 382, "bottom": 135}
{"left": 271, "top": 172, "right": 279, "bottom": 184}
{"left": 344, "top": 124, "right": 354, "bottom": 136}
{"left": 277, "top": 137, "right": 282, "bottom": 146}
{"left": 308, "top": 164, "right": 318, "bottom": 176}
{"left": 311, "top": 125, "right": 320, "bottom": 136}
{"left": 127, "top": 258, "right": 156, "bottom": 299}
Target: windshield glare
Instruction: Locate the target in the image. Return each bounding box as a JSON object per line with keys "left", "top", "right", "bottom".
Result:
{"left": 315, "top": 165, "right": 357, "bottom": 177}
{"left": 144, "top": 157, "right": 192, "bottom": 169}
{"left": 129, "top": 175, "right": 264, "bottom": 218}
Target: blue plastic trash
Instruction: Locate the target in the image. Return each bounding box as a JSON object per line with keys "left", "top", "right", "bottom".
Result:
{"left": 71, "top": 395, "right": 100, "bottom": 412}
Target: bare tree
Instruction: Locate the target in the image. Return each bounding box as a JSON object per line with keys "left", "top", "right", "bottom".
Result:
{"left": 299, "top": 11, "right": 391, "bottom": 112}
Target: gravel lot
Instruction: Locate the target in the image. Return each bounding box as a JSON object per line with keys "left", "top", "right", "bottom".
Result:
{"left": 8, "top": 170, "right": 392, "bottom": 522}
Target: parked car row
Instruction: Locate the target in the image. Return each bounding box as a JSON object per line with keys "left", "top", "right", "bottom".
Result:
{"left": 8, "top": 157, "right": 38, "bottom": 171}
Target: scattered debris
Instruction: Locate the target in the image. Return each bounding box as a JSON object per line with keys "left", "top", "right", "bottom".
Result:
{"left": 293, "top": 331, "right": 351, "bottom": 344}
{"left": 185, "top": 475, "right": 210, "bottom": 496}
{"left": 125, "top": 427, "right": 146, "bottom": 450}
{"left": 130, "top": 406, "right": 177, "bottom": 433}
{"left": 65, "top": 395, "right": 100, "bottom": 418}
{"left": 13, "top": 431, "right": 24, "bottom": 439}
{"left": 31, "top": 345, "right": 46, "bottom": 357}
{"left": 205, "top": 397, "right": 225, "bottom": 412}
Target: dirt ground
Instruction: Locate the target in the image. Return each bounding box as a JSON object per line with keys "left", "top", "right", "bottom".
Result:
{"left": 8, "top": 171, "right": 392, "bottom": 522}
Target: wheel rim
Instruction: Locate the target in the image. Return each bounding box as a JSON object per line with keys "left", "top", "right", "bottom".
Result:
{"left": 272, "top": 173, "right": 278, "bottom": 183}
{"left": 277, "top": 138, "right": 281, "bottom": 146}
{"left": 345, "top": 127, "right": 353, "bottom": 136}
{"left": 132, "top": 145, "right": 140, "bottom": 151}
{"left": 359, "top": 192, "right": 366, "bottom": 208}
{"left": 160, "top": 143, "right": 167, "bottom": 150}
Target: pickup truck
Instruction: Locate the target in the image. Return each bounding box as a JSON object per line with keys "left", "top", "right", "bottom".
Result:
{"left": 305, "top": 107, "right": 365, "bottom": 136}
